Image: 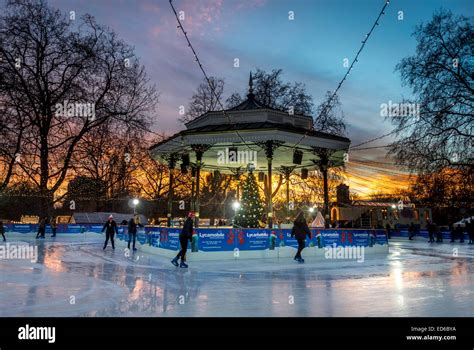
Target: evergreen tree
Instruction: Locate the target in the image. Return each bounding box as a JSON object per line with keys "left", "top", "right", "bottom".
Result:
{"left": 234, "top": 173, "right": 264, "bottom": 228}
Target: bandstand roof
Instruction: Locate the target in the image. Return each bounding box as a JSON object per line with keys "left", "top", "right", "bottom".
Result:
{"left": 150, "top": 74, "right": 351, "bottom": 174}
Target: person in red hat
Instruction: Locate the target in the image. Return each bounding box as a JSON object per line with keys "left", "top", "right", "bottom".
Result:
{"left": 171, "top": 212, "right": 195, "bottom": 268}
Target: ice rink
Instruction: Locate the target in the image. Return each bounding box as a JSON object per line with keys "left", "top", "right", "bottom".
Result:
{"left": 1, "top": 234, "right": 473, "bottom": 317}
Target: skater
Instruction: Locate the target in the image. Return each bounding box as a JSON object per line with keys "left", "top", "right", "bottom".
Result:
{"left": 456, "top": 223, "right": 464, "bottom": 243}
{"left": 50, "top": 216, "right": 57, "bottom": 237}
{"left": 127, "top": 216, "right": 143, "bottom": 251}
{"left": 450, "top": 222, "right": 456, "bottom": 242}
{"left": 427, "top": 220, "right": 435, "bottom": 243}
{"left": 290, "top": 211, "right": 311, "bottom": 263}
{"left": 0, "top": 221, "right": 5, "bottom": 242}
{"left": 171, "top": 211, "right": 195, "bottom": 268}
{"left": 467, "top": 219, "right": 474, "bottom": 244}
{"left": 102, "top": 215, "right": 118, "bottom": 250}
{"left": 36, "top": 216, "right": 47, "bottom": 239}
{"left": 435, "top": 222, "right": 443, "bottom": 243}
{"left": 385, "top": 223, "right": 392, "bottom": 239}
{"left": 408, "top": 222, "right": 416, "bottom": 240}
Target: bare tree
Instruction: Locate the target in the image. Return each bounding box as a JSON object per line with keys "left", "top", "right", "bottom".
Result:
{"left": 226, "top": 68, "right": 314, "bottom": 115}
{"left": 388, "top": 9, "right": 473, "bottom": 174}
{"left": 0, "top": 0, "right": 158, "bottom": 214}
{"left": 314, "top": 91, "right": 346, "bottom": 136}
{"left": 181, "top": 76, "right": 224, "bottom": 124}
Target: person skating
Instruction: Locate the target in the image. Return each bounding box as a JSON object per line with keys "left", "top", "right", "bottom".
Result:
{"left": 50, "top": 216, "right": 57, "bottom": 237}
{"left": 385, "top": 223, "right": 392, "bottom": 239}
{"left": 127, "top": 216, "right": 143, "bottom": 251}
{"left": 0, "top": 221, "right": 6, "bottom": 242}
{"left": 408, "top": 222, "right": 415, "bottom": 240}
{"left": 102, "top": 215, "right": 118, "bottom": 250}
{"left": 171, "top": 212, "right": 195, "bottom": 268}
{"left": 427, "top": 220, "right": 435, "bottom": 243}
{"left": 467, "top": 219, "right": 474, "bottom": 245}
{"left": 457, "top": 224, "right": 464, "bottom": 243}
{"left": 291, "top": 211, "right": 311, "bottom": 263}
{"left": 435, "top": 222, "right": 443, "bottom": 243}
{"left": 36, "top": 216, "right": 47, "bottom": 239}
{"left": 450, "top": 222, "right": 455, "bottom": 242}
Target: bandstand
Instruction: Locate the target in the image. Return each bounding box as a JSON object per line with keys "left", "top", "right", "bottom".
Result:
{"left": 149, "top": 74, "right": 351, "bottom": 228}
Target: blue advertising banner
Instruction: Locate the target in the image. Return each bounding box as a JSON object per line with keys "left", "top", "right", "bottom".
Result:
{"left": 2, "top": 224, "right": 390, "bottom": 250}
{"left": 351, "top": 230, "right": 370, "bottom": 246}
{"left": 86, "top": 225, "right": 104, "bottom": 234}
{"left": 145, "top": 227, "right": 161, "bottom": 247}
{"left": 398, "top": 229, "right": 454, "bottom": 239}
{"left": 197, "top": 229, "right": 234, "bottom": 252}
{"left": 66, "top": 224, "right": 85, "bottom": 234}
{"left": 5, "top": 224, "right": 35, "bottom": 234}
{"left": 236, "top": 229, "right": 271, "bottom": 250}
{"left": 320, "top": 230, "right": 340, "bottom": 246}
{"left": 158, "top": 228, "right": 181, "bottom": 250}
{"left": 280, "top": 229, "right": 299, "bottom": 248}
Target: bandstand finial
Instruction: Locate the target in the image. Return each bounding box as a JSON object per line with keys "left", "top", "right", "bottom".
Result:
{"left": 248, "top": 72, "right": 254, "bottom": 98}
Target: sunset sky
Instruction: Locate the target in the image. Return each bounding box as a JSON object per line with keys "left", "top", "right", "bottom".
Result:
{"left": 46, "top": 0, "right": 472, "bottom": 197}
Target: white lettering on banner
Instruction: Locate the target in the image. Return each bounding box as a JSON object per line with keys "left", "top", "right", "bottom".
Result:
{"left": 18, "top": 324, "right": 56, "bottom": 343}
{"left": 246, "top": 233, "right": 268, "bottom": 238}
{"left": 199, "top": 233, "right": 225, "bottom": 238}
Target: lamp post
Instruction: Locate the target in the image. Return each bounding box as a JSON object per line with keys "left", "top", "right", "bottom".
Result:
{"left": 232, "top": 201, "right": 240, "bottom": 226}
{"left": 132, "top": 198, "right": 139, "bottom": 215}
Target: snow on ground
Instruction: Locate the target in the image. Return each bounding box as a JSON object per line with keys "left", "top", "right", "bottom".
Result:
{"left": 0, "top": 234, "right": 473, "bottom": 317}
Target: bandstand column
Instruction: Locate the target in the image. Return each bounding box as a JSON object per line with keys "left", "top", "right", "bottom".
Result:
{"left": 259, "top": 141, "right": 283, "bottom": 229}
{"left": 281, "top": 166, "right": 294, "bottom": 210}
{"left": 166, "top": 154, "right": 178, "bottom": 227}
{"left": 321, "top": 162, "right": 330, "bottom": 228}
{"left": 192, "top": 144, "right": 210, "bottom": 228}
{"left": 311, "top": 147, "right": 335, "bottom": 229}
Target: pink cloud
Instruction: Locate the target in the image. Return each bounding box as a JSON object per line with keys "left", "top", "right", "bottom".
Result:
{"left": 149, "top": 26, "right": 162, "bottom": 39}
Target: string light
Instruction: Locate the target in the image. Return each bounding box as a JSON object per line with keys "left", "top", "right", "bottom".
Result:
{"left": 169, "top": 0, "right": 256, "bottom": 152}
{"left": 291, "top": 0, "right": 391, "bottom": 150}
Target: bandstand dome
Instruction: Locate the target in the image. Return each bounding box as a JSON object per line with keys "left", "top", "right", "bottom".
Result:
{"left": 150, "top": 73, "right": 351, "bottom": 173}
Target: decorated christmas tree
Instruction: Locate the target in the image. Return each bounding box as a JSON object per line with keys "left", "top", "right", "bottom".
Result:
{"left": 234, "top": 172, "right": 265, "bottom": 228}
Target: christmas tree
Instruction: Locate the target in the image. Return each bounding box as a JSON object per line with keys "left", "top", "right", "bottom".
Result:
{"left": 234, "top": 172, "right": 264, "bottom": 228}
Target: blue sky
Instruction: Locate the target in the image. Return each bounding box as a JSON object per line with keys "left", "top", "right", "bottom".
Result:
{"left": 46, "top": 0, "right": 471, "bottom": 137}
{"left": 28, "top": 0, "right": 474, "bottom": 194}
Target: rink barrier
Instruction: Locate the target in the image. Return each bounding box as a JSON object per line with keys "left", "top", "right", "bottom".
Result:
{"left": 392, "top": 229, "right": 468, "bottom": 240}
{"left": 3, "top": 224, "right": 389, "bottom": 260}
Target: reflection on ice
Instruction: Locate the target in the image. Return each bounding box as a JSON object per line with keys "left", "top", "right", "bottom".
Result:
{"left": 0, "top": 237, "right": 473, "bottom": 317}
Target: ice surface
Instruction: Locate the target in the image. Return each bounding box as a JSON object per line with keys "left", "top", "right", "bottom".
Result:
{"left": 1, "top": 235, "right": 473, "bottom": 317}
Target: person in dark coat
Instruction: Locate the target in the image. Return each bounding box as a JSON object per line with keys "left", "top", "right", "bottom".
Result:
{"left": 0, "top": 221, "right": 5, "bottom": 242}
{"left": 127, "top": 216, "right": 143, "bottom": 251}
{"left": 171, "top": 212, "right": 195, "bottom": 268}
{"left": 385, "top": 223, "right": 392, "bottom": 239}
{"left": 36, "top": 216, "right": 47, "bottom": 239}
{"left": 435, "top": 222, "right": 443, "bottom": 243}
{"left": 450, "top": 222, "right": 456, "bottom": 242}
{"left": 427, "top": 220, "right": 435, "bottom": 243}
{"left": 50, "top": 216, "right": 57, "bottom": 237}
{"left": 291, "top": 211, "right": 311, "bottom": 263}
{"left": 456, "top": 224, "right": 464, "bottom": 243}
{"left": 408, "top": 222, "right": 415, "bottom": 240}
{"left": 467, "top": 219, "right": 474, "bottom": 245}
{"left": 102, "top": 215, "right": 118, "bottom": 250}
